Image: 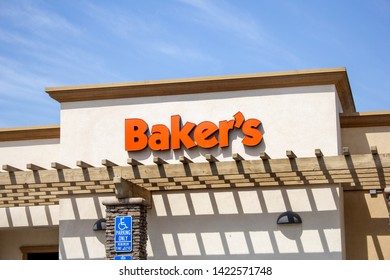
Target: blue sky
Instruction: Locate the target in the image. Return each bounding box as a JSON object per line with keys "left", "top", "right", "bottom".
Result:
{"left": 0, "top": 0, "right": 389, "bottom": 128}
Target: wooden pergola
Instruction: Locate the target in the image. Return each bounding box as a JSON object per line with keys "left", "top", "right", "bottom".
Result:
{"left": 1, "top": 147, "right": 389, "bottom": 208}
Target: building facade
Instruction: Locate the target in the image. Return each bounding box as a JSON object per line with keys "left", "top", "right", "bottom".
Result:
{"left": 0, "top": 68, "right": 389, "bottom": 260}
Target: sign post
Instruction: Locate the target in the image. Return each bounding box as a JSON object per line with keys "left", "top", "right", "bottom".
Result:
{"left": 114, "top": 216, "right": 132, "bottom": 253}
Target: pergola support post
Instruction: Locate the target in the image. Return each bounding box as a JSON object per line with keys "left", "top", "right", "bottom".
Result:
{"left": 102, "top": 177, "right": 151, "bottom": 260}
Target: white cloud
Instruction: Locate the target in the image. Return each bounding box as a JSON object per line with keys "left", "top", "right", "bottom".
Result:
{"left": 0, "top": 1, "right": 80, "bottom": 37}
{"left": 151, "top": 40, "right": 216, "bottom": 62}
{"left": 180, "top": 0, "right": 265, "bottom": 43}
{"left": 83, "top": 2, "right": 158, "bottom": 40}
{"left": 84, "top": 2, "right": 214, "bottom": 64}
{"left": 179, "top": 0, "right": 303, "bottom": 67}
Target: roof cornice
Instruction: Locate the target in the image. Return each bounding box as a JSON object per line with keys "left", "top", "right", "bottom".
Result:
{"left": 340, "top": 111, "right": 390, "bottom": 128}
{"left": 0, "top": 125, "right": 60, "bottom": 142}
{"left": 45, "top": 67, "right": 356, "bottom": 113}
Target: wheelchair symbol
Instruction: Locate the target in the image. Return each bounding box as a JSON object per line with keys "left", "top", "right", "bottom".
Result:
{"left": 117, "top": 217, "right": 129, "bottom": 231}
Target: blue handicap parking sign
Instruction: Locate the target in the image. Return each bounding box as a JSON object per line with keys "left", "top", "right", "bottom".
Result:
{"left": 115, "top": 216, "right": 132, "bottom": 252}
{"left": 114, "top": 255, "right": 132, "bottom": 260}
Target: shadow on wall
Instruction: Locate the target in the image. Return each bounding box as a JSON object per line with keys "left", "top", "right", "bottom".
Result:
{"left": 59, "top": 195, "right": 110, "bottom": 260}
{"left": 341, "top": 126, "right": 390, "bottom": 154}
{"left": 0, "top": 205, "right": 59, "bottom": 228}
{"left": 147, "top": 186, "right": 343, "bottom": 260}
{"left": 344, "top": 191, "right": 390, "bottom": 260}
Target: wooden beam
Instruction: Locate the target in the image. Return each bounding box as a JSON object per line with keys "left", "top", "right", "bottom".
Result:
{"left": 0, "top": 166, "right": 120, "bottom": 185}
{"left": 342, "top": 147, "right": 350, "bottom": 156}
{"left": 120, "top": 154, "right": 390, "bottom": 179}
{"left": 153, "top": 157, "right": 167, "bottom": 165}
{"left": 1, "top": 154, "right": 390, "bottom": 186}
{"left": 51, "top": 162, "right": 69, "bottom": 170}
{"left": 102, "top": 159, "right": 117, "bottom": 167}
{"left": 179, "top": 156, "right": 193, "bottom": 164}
{"left": 113, "top": 176, "right": 130, "bottom": 198}
{"left": 26, "top": 164, "right": 45, "bottom": 171}
{"left": 315, "top": 149, "right": 323, "bottom": 158}
{"left": 260, "top": 152, "right": 270, "bottom": 160}
{"left": 1, "top": 153, "right": 390, "bottom": 208}
{"left": 127, "top": 158, "right": 143, "bottom": 166}
{"left": 205, "top": 154, "right": 218, "bottom": 162}
{"left": 113, "top": 176, "right": 151, "bottom": 206}
{"left": 76, "top": 161, "right": 93, "bottom": 169}
{"left": 233, "top": 153, "right": 244, "bottom": 161}
{"left": 286, "top": 150, "right": 297, "bottom": 159}
{"left": 2, "top": 164, "right": 22, "bottom": 172}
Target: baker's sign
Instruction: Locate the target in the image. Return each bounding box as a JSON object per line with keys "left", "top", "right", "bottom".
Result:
{"left": 125, "top": 112, "right": 263, "bottom": 151}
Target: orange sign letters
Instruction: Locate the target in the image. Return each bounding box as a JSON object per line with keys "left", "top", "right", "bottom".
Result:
{"left": 125, "top": 112, "right": 262, "bottom": 151}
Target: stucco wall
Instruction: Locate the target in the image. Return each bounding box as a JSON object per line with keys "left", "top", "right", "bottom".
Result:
{"left": 341, "top": 126, "right": 390, "bottom": 154}
{"left": 0, "top": 85, "right": 342, "bottom": 168}
{"left": 341, "top": 124, "right": 390, "bottom": 259}
{"left": 0, "top": 227, "right": 59, "bottom": 260}
{"left": 0, "top": 205, "right": 59, "bottom": 259}
{"left": 344, "top": 191, "right": 390, "bottom": 259}
{"left": 58, "top": 195, "right": 108, "bottom": 259}
{"left": 58, "top": 85, "right": 341, "bottom": 167}
{"left": 147, "top": 185, "right": 344, "bottom": 260}
{"left": 0, "top": 85, "right": 342, "bottom": 170}
{"left": 0, "top": 205, "right": 59, "bottom": 228}
{"left": 56, "top": 185, "right": 344, "bottom": 260}
{"left": 0, "top": 138, "right": 60, "bottom": 170}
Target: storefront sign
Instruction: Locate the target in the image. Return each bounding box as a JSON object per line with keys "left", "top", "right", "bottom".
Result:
{"left": 115, "top": 216, "right": 132, "bottom": 253}
{"left": 125, "top": 111, "right": 262, "bottom": 151}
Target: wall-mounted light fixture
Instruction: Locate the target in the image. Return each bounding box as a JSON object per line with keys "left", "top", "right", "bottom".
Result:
{"left": 93, "top": 218, "right": 106, "bottom": 231}
{"left": 277, "top": 211, "right": 302, "bottom": 225}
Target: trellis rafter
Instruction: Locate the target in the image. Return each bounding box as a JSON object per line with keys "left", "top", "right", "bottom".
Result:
{"left": 1, "top": 148, "right": 389, "bottom": 207}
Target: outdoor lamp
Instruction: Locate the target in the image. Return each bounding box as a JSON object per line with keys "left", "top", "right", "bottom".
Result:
{"left": 93, "top": 218, "right": 107, "bottom": 231}
{"left": 277, "top": 211, "right": 302, "bottom": 225}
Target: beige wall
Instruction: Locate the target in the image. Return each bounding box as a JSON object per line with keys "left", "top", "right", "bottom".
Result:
{"left": 59, "top": 85, "right": 341, "bottom": 167}
{"left": 58, "top": 195, "right": 108, "bottom": 259}
{"left": 341, "top": 124, "right": 390, "bottom": 259}
{"left": 0, "top": 86, "right": 342, "bottom": 169}
{"left": 341, "top": 126, "right": 390, "bottom": 154}
{"left": 147, "top": 185, "right": 344, "bottom": 259}
{"left": 0, "top": 205, "right": 59, "bottom": 228}
{"left": 0, "top": 205, "right": 59, "bottom": 260}
{"left": 0, "top": 227, "right": 59, "bottom": 260}
{"left": 56, "top": 185, "right": 344, "bottom": 260}
{"left": 0, "top": 138, "right": 60, "bottom": 170}
{"left": 344, "top": 191, "right": 390, "bottom": 259}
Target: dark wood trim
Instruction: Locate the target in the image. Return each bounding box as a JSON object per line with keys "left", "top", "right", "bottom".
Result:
{"left": 0, "top": 125, "right": 60, "bottom": 142}
{"left": 46, "top": 68, "right": 356, "bottom": 113}
{"left": 340, "top": 111, "right": 390, "bottom": 128}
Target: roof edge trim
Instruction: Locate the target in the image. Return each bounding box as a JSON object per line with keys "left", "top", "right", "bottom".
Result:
{"left": 340, "top": 111, "right": 390, "bottom": 128}
{"left": 45, "top": 67, "right": 356, "bottom": 113}
{"left": 0, "top": 125, "right": 60, "bottom": 142}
